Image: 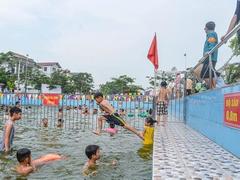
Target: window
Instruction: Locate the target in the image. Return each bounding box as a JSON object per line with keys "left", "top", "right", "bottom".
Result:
{"left": 44, "top": 67, "right": 47, "bottom": 71}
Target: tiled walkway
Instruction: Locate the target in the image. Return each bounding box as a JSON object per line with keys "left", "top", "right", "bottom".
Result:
{"left": 153, "top": 122, "right": 240, "bottom": 179}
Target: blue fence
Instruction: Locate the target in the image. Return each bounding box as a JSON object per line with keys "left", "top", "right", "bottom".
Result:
{"left": 168, "top": 98, "right": 184, "bottom": 121}
{"left": 0, "top": 94, "right": 153, "bottom": 110}
{"left": 185, "top": 84, "right": 240, "bottom": 158}
{"left": 0, "top": 93, "right": 153, "bottom": 130}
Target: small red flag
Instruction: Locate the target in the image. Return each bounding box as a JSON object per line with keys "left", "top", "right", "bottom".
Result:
{"left": 147, "top": 34, "right": 159, "bottom": 70}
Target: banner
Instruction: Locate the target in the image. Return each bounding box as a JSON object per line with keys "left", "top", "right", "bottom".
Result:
{"left": 42, "top": 94, "right": 61, "bottom": 106}
{"left": 224, "top": 93, "right": 240, "bottom": 128}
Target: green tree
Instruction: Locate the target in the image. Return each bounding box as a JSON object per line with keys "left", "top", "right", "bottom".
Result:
{"left": 224, "top": 36, "right": 240, "bottom": 83}
{"left": 229, "top": 36, "right": 240, "bottom": 56}
{"left": 72, "top": 72, "right": 94, "bottom": 94}
{"left": 0, "top": 53, "right": 18, "bottom": 91}
{"left": 225, "top": 64, "right": 240, "bottom": 84}
{"left": 100, "top": 75, "right": 143, "bottom": 95}
{"left": 27, "top": 69, "right": 51, "bottom": 90}
{"left": 147, "top": 71, "right": 174, "bottom": 89}
{"left": 49, "top": 70, "right": 72, "bottom": 94}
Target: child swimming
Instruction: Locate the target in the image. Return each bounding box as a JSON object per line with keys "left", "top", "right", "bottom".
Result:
{"left": 82, "top": 145, "right": 100, "bottom": 176}
{"left": 57, "top": 108, "right": 63, "bottom": 127}
{"left": 82, "top": 145, "right": 117, "bottom": 176}
{"left": 0, "top": 107, "right": 22, "bottom": 152}
{"left": 104, "top": 122, "right": 118, "bottom": 136}
{"left": 42, "top": 118, "right": 48, "bottom": 127}
{"left": 15, "top": 148, "right": 63, "bottom": 176}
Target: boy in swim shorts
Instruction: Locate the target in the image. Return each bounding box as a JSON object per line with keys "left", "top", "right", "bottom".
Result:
{"left": 92, "top": 92, "right": 143, "bottom": 140}
{"left": 156, "top": 81, "right": 169, "bottom": 125}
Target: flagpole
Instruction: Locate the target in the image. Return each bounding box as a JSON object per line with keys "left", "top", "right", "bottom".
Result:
{"left": 147, "top": 32, "right": 159, "bottom": 119}
{"left": 154, "top": 69, "right": 157, "bottom": 96}
{"left": 154, "top": 32, "right": 157, "bottom": 97}
{"left": 153, "top": 69, "right": 157, "bottom": 119}
{"left": 154, "top": 32, "right": 157, "bottom": 119}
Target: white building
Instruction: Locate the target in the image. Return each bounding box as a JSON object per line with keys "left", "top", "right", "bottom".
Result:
{"left": 0, "top": 51, "right": 39, "bottom": 92}
{"left": 1, "top": 51, "right": 36, "bottom": 74}
{"left": 37, "top": 62, "right": 62, "bottom": 77}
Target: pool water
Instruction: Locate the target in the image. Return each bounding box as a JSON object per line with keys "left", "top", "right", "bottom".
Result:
{"left": 0, "top": 123, "right": 152, "bottom": 179}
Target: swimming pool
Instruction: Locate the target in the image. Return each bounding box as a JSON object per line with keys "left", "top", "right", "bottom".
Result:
{"left": 0, "top": 122, "right": 152, "bottom": 179}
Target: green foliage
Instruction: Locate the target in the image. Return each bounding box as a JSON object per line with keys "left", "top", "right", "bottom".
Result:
{"left": 229, "top": 36, "right": 240, "bottom": 56}
{"left": 0, "top": 52, "right": 143, "bottom": 94}
{"left": 28, "top": 69, "right": 51, "bottom": 90}
{"left": 72, "top": 72, "right": 94, "bottom": 94}
{"left": 49, "top": 71, "right": 94, "bottom": 94}
{"left": 99, "top": 75, "right": 142, "bottom": 95}
{"left": 0, "top": 68, "right": 9, "bottom": 85}
{"left": 49, "top": 70, "right": 73, "bottom": 94}
{"left": 0, "top": 53, "right": 17, "bottom": 91}
{"left": 6, "top": 80, "right": 15, "bottom": 91}
{"left": 147, "top": 71, "right": 174, "bottom": 89}
{"left": 225, "top": 64, "right": 240, "bottom": 84}
{"left": 227, "top": 36, "right": 240, "bottom": 83}
{"left": 0, "top": 51, "right": 95, "bottom": 94}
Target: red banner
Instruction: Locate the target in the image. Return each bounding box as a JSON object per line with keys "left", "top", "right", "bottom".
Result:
{"left": 224, "top": 93, "right": 240, "bottom": 128}
{"left": 42, "top": 94, "right": 61, "bottom": 106}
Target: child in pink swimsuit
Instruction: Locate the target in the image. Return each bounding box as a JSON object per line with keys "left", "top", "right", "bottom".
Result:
{"left": 104, "top": 123, "right": 118, "bottom": 136}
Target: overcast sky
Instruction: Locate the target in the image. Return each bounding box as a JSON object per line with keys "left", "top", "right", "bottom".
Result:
{"left": 0, "top": 0, "right": 238, "bottom": 89}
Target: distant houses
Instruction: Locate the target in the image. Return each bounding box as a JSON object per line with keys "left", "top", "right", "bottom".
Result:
{"left": 0, "top": 51, "right": 63, "bottom": 93}
{"left": 1, "top": 51, "right": 36, "bottom": 75}
{"left": 37, "top": 62, "right": 62, "bottom": 77}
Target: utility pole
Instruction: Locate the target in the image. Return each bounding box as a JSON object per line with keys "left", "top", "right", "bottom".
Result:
{"left": 24, "top": 54, "right": 29, "bottom": 95}
{"left": 184, "top": 53, "right": 187, "bottom": 70}
{"left": 17, "top": 61, "right": 21, "bottom": 93}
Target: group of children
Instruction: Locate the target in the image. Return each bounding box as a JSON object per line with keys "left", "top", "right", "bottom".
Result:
{"left": 0, "top": 106, "right": 64, "bottom": 176}
{"left": 0, "top": 92, "right": 161, "bottom": 177}
{"left": 84, "top": 92, "right": 158, "bottom": 175}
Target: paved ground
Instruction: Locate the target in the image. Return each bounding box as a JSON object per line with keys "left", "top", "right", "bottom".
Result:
{"left": 153, "top": 122, "right": 240, "bottom": 179}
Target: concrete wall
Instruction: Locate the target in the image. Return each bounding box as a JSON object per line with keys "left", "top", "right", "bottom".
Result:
{"left": 185, "top": 84, "right": 240, "bottom": 158}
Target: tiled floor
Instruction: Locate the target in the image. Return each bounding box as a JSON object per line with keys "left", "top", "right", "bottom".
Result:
{"left": 153, "top": 122, "right": 240, "bottom": 179}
